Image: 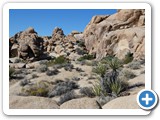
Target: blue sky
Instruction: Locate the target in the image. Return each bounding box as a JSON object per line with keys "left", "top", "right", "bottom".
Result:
{"left": 9, "top": 9, "right": 117, "bottom": 37}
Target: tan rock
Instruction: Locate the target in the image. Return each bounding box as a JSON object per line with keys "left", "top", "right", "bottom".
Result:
{"left": 60, "top": 97, "right": 100, "bottom": 109}
{"left": 9, "top": 96, "right": 59, "bottom": 109}
{"left": 102, "top": 95, "right": 140, "bottom": 109}
{"left": 55, "top": 45, "right": 64, "bottom": 54}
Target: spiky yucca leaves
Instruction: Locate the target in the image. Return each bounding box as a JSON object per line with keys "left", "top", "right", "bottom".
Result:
{"left": 92, "top": 63, "right": 108, "bottom": 77}
{"left": 106, "top": 57, "right": 122, "bottom": 71}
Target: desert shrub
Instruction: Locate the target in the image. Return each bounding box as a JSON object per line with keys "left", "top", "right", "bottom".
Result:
{"left": 100, "top": 55, "right": 114, "bottom": 64}
{"left": 59, "top": 90, "right": 76, "bottom": 104}
{"left": 127, "top": 61, "right": 141, "bottom": 70}
{"left": 92, "top": 63, "right": 108, "bottom": 77}
{"left": 54, "top": 55, "right": 68, "bottom": 64}
{"left": 9, "top": 67, "right": 15, "bottom": 79}
{"left": 19, "top": 79, "right": 30, "bottom": 87}
{"left": 46, "top": 69, "right": 59, "bottom": 76}
{"left": 80, "top": 87, "right": 95, "bottom": 98}
{"left": 76, "top": 40, "right": 85, "bottom": 47}
{"left": 122, "top": 69, "right": 137, "bottom": 80}
{"left": 64, "top": 63, "right": 74, "bottom": 71}
{"left": 92, "top": 81, "right": 104, "bottom": 96}
{"left": 48, "top": 81, "right": 79, "bottom": 97}
{"left": 32, "top": 74, "right": 38, "bottom": 78}
{"left": 20, "top": 81, "right": 50, "bottom": 97}
{"left": 36, "top": 65, "right": 48, "bottom": 73}
{"left": 123, "top": 52, "right": 134, "bottom": 64}
{"left": 77, "top": 54, "right": 95, "bottom": 61}
{"left": 106, "top": 57, "right": 122, "bottom": 71}
{"left": 75, "top": 67, "right": 84, "bottom": 72}
{"left": 75, "top": 48, "right": 87, "bottom": 55}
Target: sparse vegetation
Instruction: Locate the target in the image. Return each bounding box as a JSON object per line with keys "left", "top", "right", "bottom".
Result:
{"left": 9, "top": 67, "right": 15, "bottom": 79}
{"left": 48, "top": 81, "right": 79, "bottom": 97}
{"left": 20, "top": 81, "right": 51, "bottom": 97}
{"left": 19, "top": 79, "right": 30, "bottom": 86}
{"left": 36, "top": 65, "right": 48, "bottom": 73}
{"left": 123, "top": 52, "right": 134, "bottom": 64}
{"left": 77, "top": 54, "right": 95, "bottom": 61}
{"left": 75, "top": 48, "right": 87, "bottom": 55}
{"left": 92, "top": 63, "right": 108, "bottom": 77}
{"left": 54, "top": 55, "right": 68, "bottom": 64}
{"left": 46, "top": 69, "right": 59, "bottom": 76}
{"left": 122, "top": 69, "right": 137, "bottom": 80}
{"left": 92, "top": 81, "right": 104, "bottom": 96}
{"left": 127, "top": 61, "right": 141, "bottom": 70}
{"left": 46, "top": 56, "right": 69, "bottom": 67}
{"left": 59, "top": 90, "right": 76, "bottom": 104}
{"left": 32, "top": 74, "right": 38, "bottom": 78}
{"left": 80, "top": 87, "right": 95, "bottom": 98}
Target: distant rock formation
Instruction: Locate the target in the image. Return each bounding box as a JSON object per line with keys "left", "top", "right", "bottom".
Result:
{"left": 83, "top": 9, "right": 145, "bottom": 60}
{"left": 9, "top": 27, "right": 43, "bottom": 61}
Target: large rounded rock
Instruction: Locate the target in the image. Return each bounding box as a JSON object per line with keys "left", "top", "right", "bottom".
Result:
{"left": 60, "top": 97, "right": 100, "bottom": 109}
{"left": 9, "top": 96, "right": 59, "bottom": 109}
{"left": 83, "top": 9, "right": 145, "bottom": 60}
{"left": 102, "top": 95, "right": 140, "bottom": 109}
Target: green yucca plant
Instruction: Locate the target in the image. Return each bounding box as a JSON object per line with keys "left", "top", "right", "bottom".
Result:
{"left": 92, "top": 81, "right": 103, "bottom": 96}
{"left": 92, "top": 63, "right": 108, "bottom": 77}
{"left": 106, "top": 57, "right": 122, "bottom": 71}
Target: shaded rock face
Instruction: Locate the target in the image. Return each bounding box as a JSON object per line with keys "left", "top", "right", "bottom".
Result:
{"left": 9, "top": 27, "right": 43, "bottom": 60}
{"left": 83, "top": 9, "right": 145, "bottom": 60}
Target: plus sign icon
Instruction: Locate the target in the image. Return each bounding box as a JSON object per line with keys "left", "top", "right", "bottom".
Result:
{"left": 137, "top": 89, "right": 158, "bottom": 110}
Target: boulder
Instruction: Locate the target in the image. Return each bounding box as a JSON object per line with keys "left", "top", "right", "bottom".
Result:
{"left": 83, "top": 9, "right": 145, "bottom": 60}
{"left": 9, "top": 63, "right": 26, "bottom": 69}
{"left": 9, "top": 96, "right": 59, "bottom": 109}
{"left": 102, "top": 95, "right": 140, "bottom": 109}
{"left": 60, "top": 97, "right": 100, "bottom": 109}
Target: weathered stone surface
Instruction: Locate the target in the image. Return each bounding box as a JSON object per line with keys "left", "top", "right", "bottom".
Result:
{"left": 83, "top": 9, "right": 145, "bottom": 60}
{"left": 102, "top": 95, "right": 140, "bottom": 109}
{"left": 10, "top": 63, "right": 26, "bottom": 69}
{"left": 10, "top": 96, "right": 59, "bottom": 109}
{"left": 60, "top": 97, "right": 100, "bottom": 109}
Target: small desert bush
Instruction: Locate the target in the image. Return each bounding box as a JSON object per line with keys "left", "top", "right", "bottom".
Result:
{"left": 122, "top": 69, "right": 137, "bottom": 80}
{"left": 20, "top": 81, "right": 50, "bottom": 97}
{"left": 77, "top": 54, "right": 95, "bottom": 61}
{"left": 46, "top": 69, "right": 59, "bottom": 76}
{"left": 123, "top": 52, "right": 134, "bottom": 64}
{"left": 36, "top": 65, "right": 48, "bottom": 73}
{"left": 64, "top": 63, "right": 74, "bottom": 71}
{"left": 59, "top": 90, "right": 76, "bottom": 104}
{"left": 48, "top": 81, "right": 79, "bottom": 97}
{"left": 75, "top": 48, "right": 87, "bottom": 55}
{"left": 100, "top": 55, "right": 114, "bottom": 64}
{"left": 19, "top": 79, "right": 30, "bottom": 87}
{"left": 80, "top": 87, "right": 95, "bottom": 98}
{"left": 76, "top": 40, "right": 85, "bottom": 47}
{"left": 127, "top": 61, "right": 141, "bottom": 70}
{"left": 32, "top": 74, "right": 38, "bottom": 78}
{"left": 92, "top": 63, "right": 108, "bottom": 77}
{"left": 9, "top": 67, "right": 15, "bottom": 79}
{"left": 54, "top": 55, "right": 68, "bottom": 64}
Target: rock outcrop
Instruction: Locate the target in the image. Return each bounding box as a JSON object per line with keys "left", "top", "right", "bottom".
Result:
{"left": 60, "top": 97, "right": 100, "bottom": 109}
{"left": 83, "top": 9, "right": 145, "bottom": 60}
{"left": 9, "top": 27, "right": 43, "bottom": 60}
{"left": 9, "top": 96, "right": 59, "bottom": 109}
